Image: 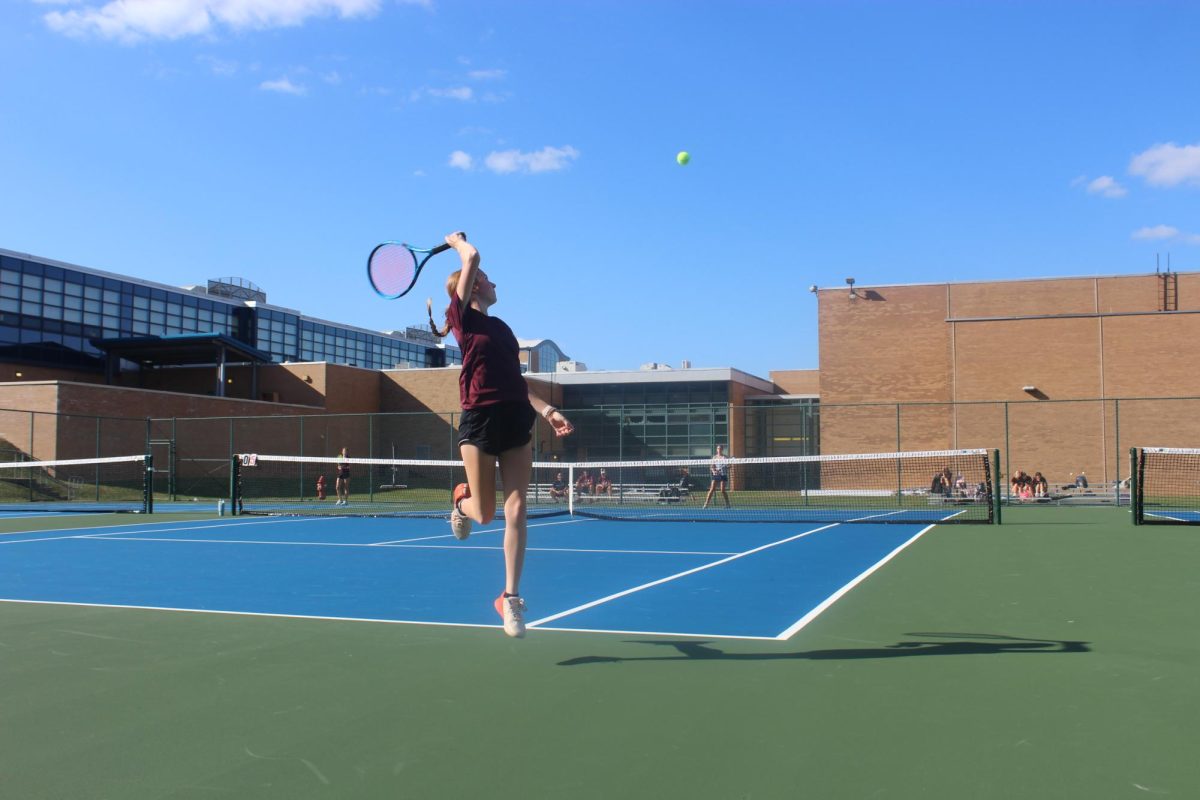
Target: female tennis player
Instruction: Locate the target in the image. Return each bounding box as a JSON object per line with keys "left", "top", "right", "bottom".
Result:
{"left": 428, "top": 231, "right": 574, "bottom": 638}
{"left": 335, "top": 447, "right": 351, "bottom": 506}
{"left": 702, "top": 444, "right": 732, "bottom": 509}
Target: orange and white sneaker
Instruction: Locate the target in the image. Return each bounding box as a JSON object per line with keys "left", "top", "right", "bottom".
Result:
{"left": 494, "top": 593, "right": 527, "bottom": 638}
{"left": 450, "top": 483, "right": 472, "bottom": 540}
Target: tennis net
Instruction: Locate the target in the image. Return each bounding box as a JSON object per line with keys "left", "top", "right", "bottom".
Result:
{"left": 0, "top": 455, "right": 151, "bottom": 513}
{"left": 1133, "top": 447, "right": 1200, "bottom": 524}
{"left": 232, "top": 448, "right": 997, "bottom": 524}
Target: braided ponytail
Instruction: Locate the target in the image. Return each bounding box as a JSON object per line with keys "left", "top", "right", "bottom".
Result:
{"left": 427, "top": 298, "right": 451, "bottom": 338}
{"left": 427, "top": 269, "right": 463, "bottom": 338}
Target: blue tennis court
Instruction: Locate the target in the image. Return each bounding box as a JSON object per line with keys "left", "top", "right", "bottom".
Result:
{"left": 0, "top": 513, "right": 954, "bottom": 639}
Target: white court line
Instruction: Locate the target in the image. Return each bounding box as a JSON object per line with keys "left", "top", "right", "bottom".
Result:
{"left": 0, "top": 597, "right": 501, "bottom": 632}
{"left": 533, "top": 624, "right": 778, "bottom": 641}
{"left": 76, "top": 534, "right": 737, "bottom": 557}
{"left": 0, "top": 515, "right": 255, "bottom": 538}
{"left": 775, "top": 512, "right": 965, "bottom": 640}
{"left": 0, "top": 516, "right": 336, "bottom": 545}
{"left": 0, "top": 597, "right": 778, "bottom": 639}
{"left": 527, "top": 522, "right": 843, "bottom": 629}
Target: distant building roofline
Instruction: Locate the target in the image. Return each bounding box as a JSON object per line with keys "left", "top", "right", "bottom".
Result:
{"left": 526, "top": 366, "right": 775, "bottom": 392}
{"left": 810, "top": 268, "right": 1200, "bottom": 293}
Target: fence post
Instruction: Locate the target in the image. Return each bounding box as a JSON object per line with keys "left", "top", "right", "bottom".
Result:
{"left": 144, "top": 453, "right": 154, "bottom": 514}
{"left": 171, "top": 417, "right": 177, "bottom": 500}
{"left": 299, "top": 416, "right": 305, "bottom": 502}
{"left": 95, "top": 417, "right": 102, "bottom": 502}
{"left": 1003, "top": 401, "right": 1010, "bottom": 504}
{"left": 1129, "top": 447, "right": 1140, "bottom": 525}
{"left": 229, "top": 454, "right": 241, "bottom": 516}
{"left": 1114, "top": 399, "right": 1121, "bottom": 504}
{"left": 992, "top": 448, "right": 1002, "bottom": 524}
{"left": 895, "top": 404, "right": 901, "bottom": 452}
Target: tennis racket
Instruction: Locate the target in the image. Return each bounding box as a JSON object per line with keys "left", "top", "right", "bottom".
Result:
{"left": 367, "top": 233, "right": 465, "bottom": 299}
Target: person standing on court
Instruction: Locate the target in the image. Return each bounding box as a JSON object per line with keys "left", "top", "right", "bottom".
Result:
{"left": 335, "top": 447, "right": 351, "bottom": 506}
{"left": 703, "top": 444, "right": 732, "bottom": 509}
{"left": 428, "top": 231, "right": 575, "bottom": 638}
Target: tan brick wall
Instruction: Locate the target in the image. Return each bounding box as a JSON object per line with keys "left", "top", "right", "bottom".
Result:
{"left": 769, "top": 369, "right": 819, "bottom": 395}
{"left": 380, "top": 367, "right": 461, "bottom": 413}
{"left": 817, "top": 271, "right": 1200, "bottom": 486}
{"left": 322, "top": 364, "right": 381, "bottom": 413}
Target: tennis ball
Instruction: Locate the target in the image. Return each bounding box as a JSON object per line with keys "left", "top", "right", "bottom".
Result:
{"left": 676, "top": 151, "right": 690, "bottom": 166}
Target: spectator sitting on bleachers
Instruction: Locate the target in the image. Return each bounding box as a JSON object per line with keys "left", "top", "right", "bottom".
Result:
{"left": 594, "top": 468, "right": 613, "bottom": 496}
{"left": 1074, "top": 472, "right": 1089, "bottom": 489}
{"left": 953, "top": 473, "right": 968, "bottom": 496}
{"left": 930, "top": 471, "right": 947, "bottom": 495}
{"left": 660, "top": 467, "right": 691, "bottom": 500}
{"left": 549, "top": 471, "right": 568, "bottom": 502}
{"left": 1033, "top": 471, "right": 1048, "bottom": 497}
{"left": 575, "top": 470, "right": 594, "bottom": 496}
{"left": 1010, "top": 470, "right": 1028, "bottom": 496}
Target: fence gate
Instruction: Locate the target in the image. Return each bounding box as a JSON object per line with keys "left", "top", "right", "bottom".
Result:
{"left": 148, "top": 439, "right": 175, "bottom": 499}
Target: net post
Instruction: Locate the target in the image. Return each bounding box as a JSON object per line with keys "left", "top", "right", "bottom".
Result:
{"left": 568, "top": 465, "right": 575, "bottom": 516}
{"left": 144, "top": 453, "right": 154, "bottom": 514}
{"left": 991, "top": 449, "right": 1002, "bottom": 525}
{"left": 230, "top": 455, "right": 241, "bottom": 516}
{"left": 1130, "top": 447, "right": 1141, "bottom": 525}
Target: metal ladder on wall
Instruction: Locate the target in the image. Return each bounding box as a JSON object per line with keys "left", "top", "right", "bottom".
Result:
{"left": 1159, "top": 270, "right": 1178, "bottom": 312}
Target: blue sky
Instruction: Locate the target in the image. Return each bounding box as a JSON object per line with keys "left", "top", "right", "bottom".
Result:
{"left": 1, "top": 1, "right": 1198, "bottom": 379}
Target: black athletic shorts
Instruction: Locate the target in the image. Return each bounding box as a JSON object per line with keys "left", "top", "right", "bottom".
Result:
{"left": 456, "top": 401, "right": 537, "bottom": 456}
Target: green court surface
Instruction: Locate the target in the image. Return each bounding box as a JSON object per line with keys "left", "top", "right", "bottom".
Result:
{"left": 2, "top": 507, "right": 1197, "bottom": 799}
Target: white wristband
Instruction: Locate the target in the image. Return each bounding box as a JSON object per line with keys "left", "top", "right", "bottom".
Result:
{"left": 542, "top": 406, "right": 558, "bottom": 420}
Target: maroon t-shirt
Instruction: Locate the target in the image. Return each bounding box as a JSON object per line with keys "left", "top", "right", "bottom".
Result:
{"left": 446, "top": 297, "right": 528, "bottom": 409}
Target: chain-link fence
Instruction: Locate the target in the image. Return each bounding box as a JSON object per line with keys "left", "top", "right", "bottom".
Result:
{"left": 3, "top": 396, "right": 1200, "bottom": 503}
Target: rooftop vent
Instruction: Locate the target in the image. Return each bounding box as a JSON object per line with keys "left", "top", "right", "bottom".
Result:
{"left": 207, "top": 277, "right": 266, "bottom": 303}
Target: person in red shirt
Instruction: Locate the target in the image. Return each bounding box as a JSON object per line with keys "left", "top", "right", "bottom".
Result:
{"left": 428, "top": 232, "right": 574, "bottom": 637}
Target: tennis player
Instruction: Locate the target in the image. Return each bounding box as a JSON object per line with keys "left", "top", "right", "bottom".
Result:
{"left": 335, "top": 447, "right": 351, "bottom": 506}
{"left": 428, "top": 232, "right": 574, "bottom": 638}
{"left": 702, "top": 444, "right": 732, "bottom": 509}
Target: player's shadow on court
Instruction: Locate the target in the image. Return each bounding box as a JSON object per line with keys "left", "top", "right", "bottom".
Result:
{"left": 557, "top": 632, "right": 1090, "bottom": 666}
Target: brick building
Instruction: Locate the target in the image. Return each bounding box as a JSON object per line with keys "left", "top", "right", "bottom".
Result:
{"left": 814, "top": 270, "right": 1200, "bottom": 486}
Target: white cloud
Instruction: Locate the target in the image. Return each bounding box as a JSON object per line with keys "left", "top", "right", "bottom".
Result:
{"left": 260, "top": 76, "right": 305, "bottom": 95}
{"left": 1130, "top": 224, "right": 1200, "bottom": 245}
{"left": 1085, "top": 175, "right": 1126, "bottom": 198}
{"left": 448, "top": 150, "right": 473, "bottom": 170}
{"left": 425, "top": 86, "right": 473, "bottom": 101}
{"left": 41, "top": 0, "right": 394, "bottom": 43}
{"left": 484, "top": 145, "right": 579, "bottom": 175}
{"left": 1132, "top": 225, "right": 1179, "bottom": 240}
{"left": 467, "top": 68, "right": 506, "bottom": 80}
{"left": 1129, "top": 142, "right": 1200, "bottom": 188}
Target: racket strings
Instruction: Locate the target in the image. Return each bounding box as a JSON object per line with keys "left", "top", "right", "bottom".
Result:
{"left": 368, "top": 244, "right": 418, "bottom": 297}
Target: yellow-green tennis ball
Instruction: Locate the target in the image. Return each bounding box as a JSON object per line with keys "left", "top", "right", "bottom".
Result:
{"left": 676, "top": 151, "right": 690, "bottom": 166}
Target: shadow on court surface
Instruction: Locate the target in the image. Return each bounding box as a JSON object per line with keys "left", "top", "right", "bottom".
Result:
{"left": 558, "top": 632, "right": 1091, "bottom": 666}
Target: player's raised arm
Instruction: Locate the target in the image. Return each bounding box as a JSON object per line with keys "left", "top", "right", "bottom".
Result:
{"left": 447, "top": 231, "right": 479, "bottom": 305}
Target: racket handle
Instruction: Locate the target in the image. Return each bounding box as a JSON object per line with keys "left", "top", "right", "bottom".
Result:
{"left": 432, "top": 232, "right": 467, "bottom": 255}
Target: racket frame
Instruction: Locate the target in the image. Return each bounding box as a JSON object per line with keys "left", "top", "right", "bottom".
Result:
{"left": 367, "top": 241, "right": 452, "bottom": 300}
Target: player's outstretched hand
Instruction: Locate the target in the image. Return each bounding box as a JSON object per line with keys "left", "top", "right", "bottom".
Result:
{"left": 547, "top": 410, "right": 574, "bottom": 438}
